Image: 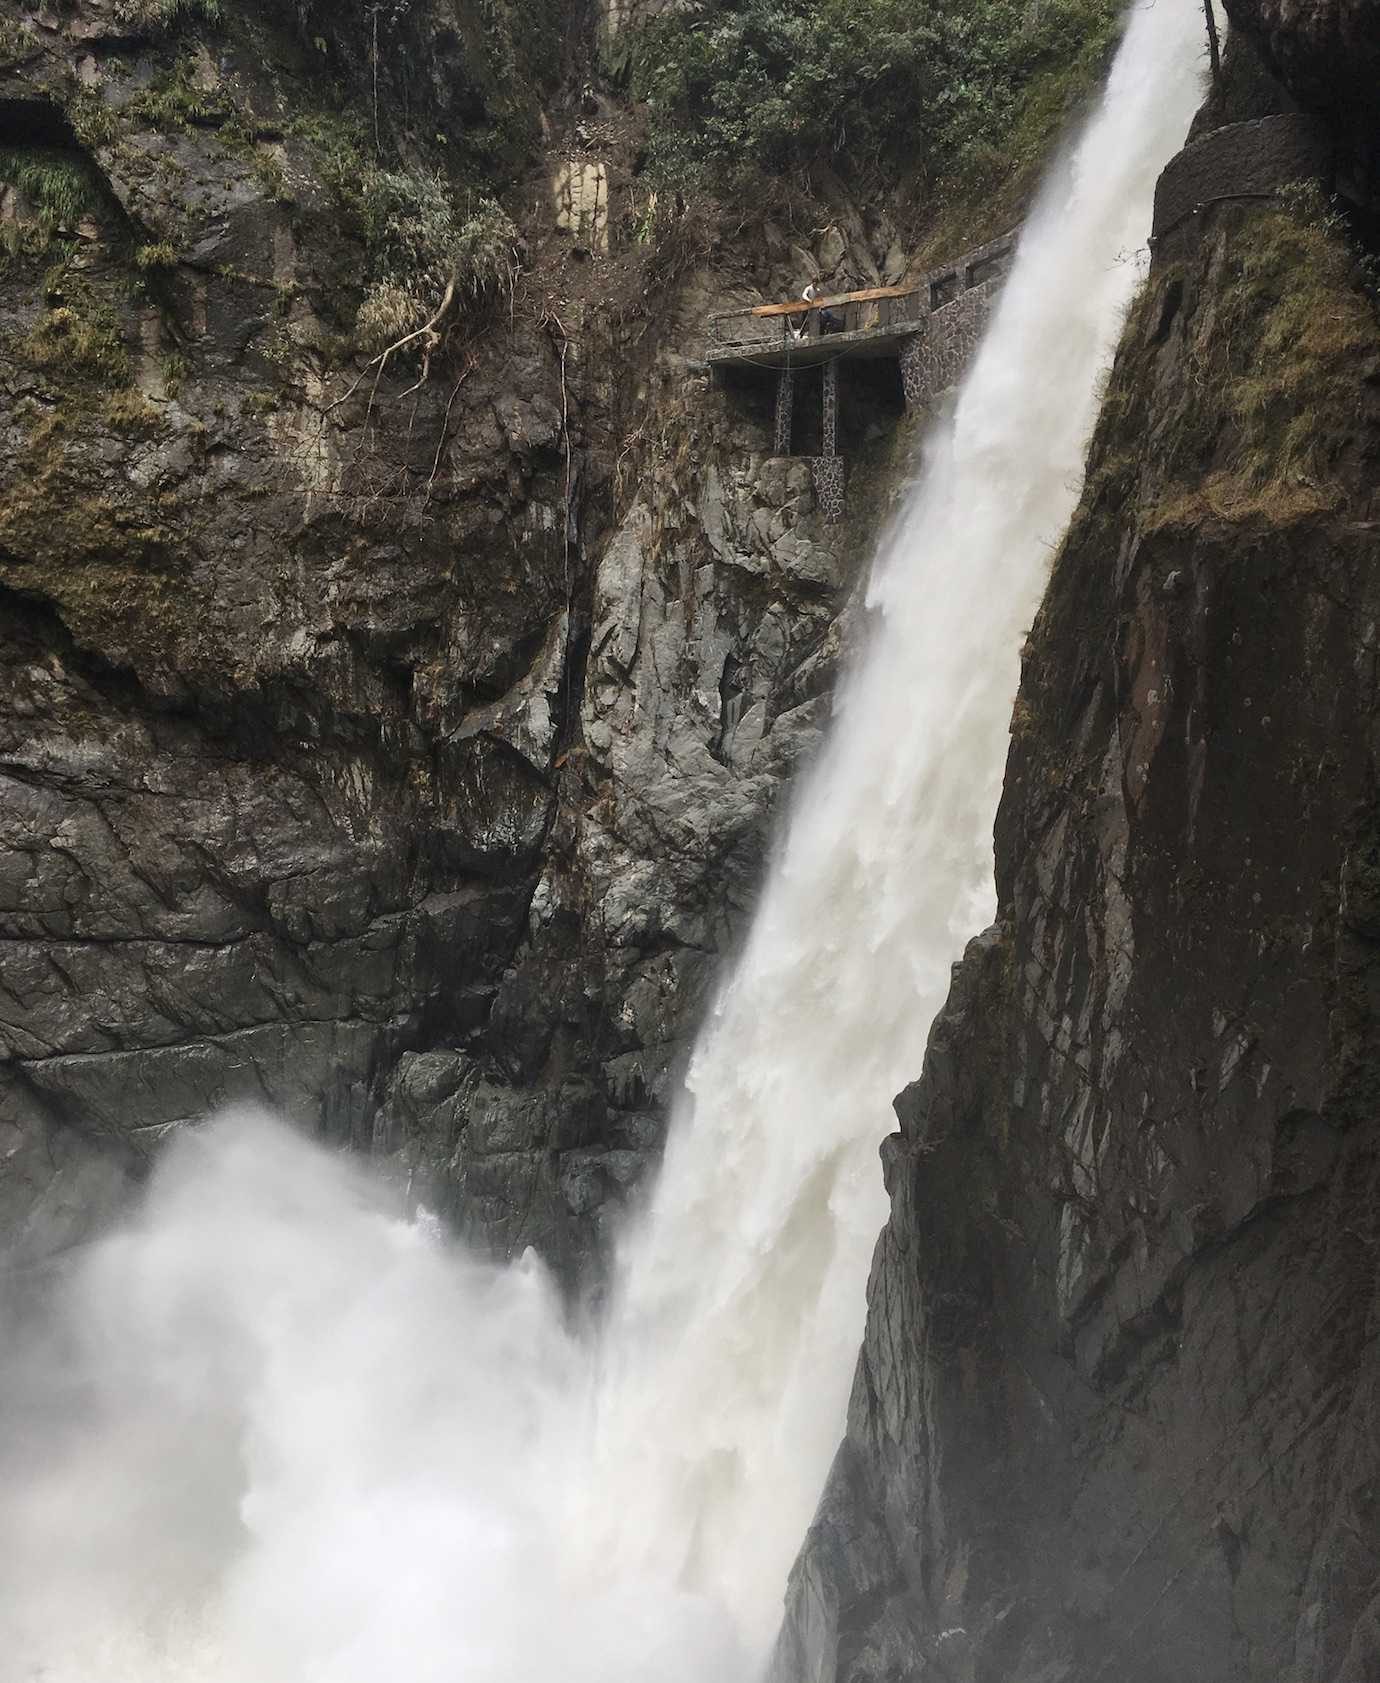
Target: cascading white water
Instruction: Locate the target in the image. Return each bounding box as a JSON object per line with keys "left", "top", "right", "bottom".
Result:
{"left": 580, "top": 0, "right": 1207, "bottom": 1654}
{"left": 0, "top": 6, "right": 1204, "bottom": 1678}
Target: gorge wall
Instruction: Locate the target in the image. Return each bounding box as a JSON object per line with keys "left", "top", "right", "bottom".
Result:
{"left": 773, "top": 11, "right": 1380, "bottom": 1682}
{"left": 7, "top": 2, "right": 1380, "bottom": 1677}
{"left": 0, "top": 0, "right": 927, "bottom": 1278}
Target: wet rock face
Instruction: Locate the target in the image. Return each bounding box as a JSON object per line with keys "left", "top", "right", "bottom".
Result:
{"left": 0, "top": 1, "right": 911, "bottom": 1275}
{"left": 393, "top": 436, "right": 877, "bottom": 1277}
{"left": 0, "top": 0, "right": 573, "bottom": 1260}
{"left": 1226, "top": 0, "right": 1380, "bottom": 199}
{"left": 0, "top": 570, "right": 551, "bottom": 1236}
{"left": 773, "top": 50, "right": 1380, "bottom": 1683}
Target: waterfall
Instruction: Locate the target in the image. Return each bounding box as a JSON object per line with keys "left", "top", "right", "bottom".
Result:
{"left": 582, "top": 0, "right": 1206, "bottom": 1657}
{"left": 0, "top": 3, "right": 1203, "bottom": 1678}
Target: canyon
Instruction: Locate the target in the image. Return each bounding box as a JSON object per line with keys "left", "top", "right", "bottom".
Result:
{"left": 1, "top": 0, "right": 1379, "bottom": 1678}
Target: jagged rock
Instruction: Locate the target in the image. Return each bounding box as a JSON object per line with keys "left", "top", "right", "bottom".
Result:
{"left": 552, "top": 159, "right": 610, "bottom": 253}
{"left": 0, "top": 0, "right": 916, "bottom": 1281}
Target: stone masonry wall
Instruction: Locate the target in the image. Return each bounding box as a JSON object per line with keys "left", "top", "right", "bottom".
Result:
{"left": 899, "top": 232, "right": 1014, "bottom": 409}
{"left": 901, "top": 277, "right": 1004, "bottom": 409}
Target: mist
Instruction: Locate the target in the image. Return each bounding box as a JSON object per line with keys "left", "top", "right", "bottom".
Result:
{"left": 0, "top": 1112, "right": 745, "bottom": 1683}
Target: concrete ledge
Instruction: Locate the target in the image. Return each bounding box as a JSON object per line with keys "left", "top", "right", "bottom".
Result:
{"left": 706, "top": 321, "right": 924, "bottom": 372}
{"left": 1151, "top": 114, "right": 1333, "bottom": 243}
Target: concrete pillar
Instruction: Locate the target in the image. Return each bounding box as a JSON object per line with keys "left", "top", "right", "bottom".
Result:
{"left": 822, "top": 358, "right": 839, "bottom": 458}
{"left": 900, "top": 335, "right": 926, "bottom": 411}
{"left": 809, "top": 457, "right": 846, "bottom": 524}
{"left": 774, "top": 366, "right": 794, "bottom": 456}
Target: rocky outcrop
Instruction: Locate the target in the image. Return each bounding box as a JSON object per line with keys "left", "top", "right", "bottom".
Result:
{"left": 0, "top": 0, "right": 925, "bottom": 1276}
{"left": 1225, "top": 0, "right": 1380, "bottom": 198}
{"left": 772, "top": 28, "right": 1380, "bottom": 1683}
{"left": 390, "top": 417, "right": 897, "bottom": 1277}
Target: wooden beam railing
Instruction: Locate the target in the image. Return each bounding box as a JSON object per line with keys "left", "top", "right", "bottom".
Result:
{"left": 749, "top": 283, "right": 918, "bottom": 319}
{"left": 707, "top": 231, "right": 1020, "bottom": 352}
{"left": 710, "top": 285, "right": 923, "bottom": 347}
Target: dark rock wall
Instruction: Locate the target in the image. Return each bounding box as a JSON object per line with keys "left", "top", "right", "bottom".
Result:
{"left": 1225, "top": 0, "right": 1380, "bottom": 203}
{"left": 772, "top": 27, "right": 1380, "bottom": 1683}
{"left": 0, "top": 0, "right": 919, "bottom": 1276}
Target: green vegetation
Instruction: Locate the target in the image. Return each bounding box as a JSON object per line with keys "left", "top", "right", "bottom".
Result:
{"left": 113, "top": 0, "right": 223, "bottom": 28}
{"left": 0, "top": 147, "right": 100, "bottom": 254}
{"left": 162, "top": 350, "right": 189, "bottom": 396}
{"left": 1158, "top": 192, "right": 1380, "bottom": 523}
{"left": 0, "top": 18, "right": 31, "bottom": 65}
{"left": 104, "top": 388, "right": 164, "bottom": 434}
{"left": 135, "top": 240, "right": 178, "bottom": 270}
{"left": 631, "top": 0, "right": 1122, "bottom": 200}
{"left": 66, "top": 85, "right": 120, "bottom": 149}
{"left": 120, "top": 54, "right": 289, "bottom": 204}
{"left": 1215, "top": 199, "right": 1377, "bottom": 490}
{"left": 1080, "top": 187, "right": 1380, "bottom": 542}
{"left": 358, "top": 165, "right": 515, "bottom": 301}
{"left": 289, "top": 0, "right": 564, "bottom": 178}
{"left": 16, "top": 263, "right": 132, "bottom": 382}
{"left": 24, "top": 302, "right": 131, "bottom": 382}
{"left": 310, "top": 139, "right": 519, "bottom": 352}
{"left": 125, "top": 56, "right": 222, "bottom": 130}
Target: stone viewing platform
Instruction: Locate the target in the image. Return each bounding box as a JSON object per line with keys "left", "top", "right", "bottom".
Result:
{"left": 706, "top": 284, "right": 930, "bottom": 372}
{"left": 707, "top": 232, "right": 1016, "bottom": 520}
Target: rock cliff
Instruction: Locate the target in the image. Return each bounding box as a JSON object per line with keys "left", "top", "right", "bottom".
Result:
{"left": 11, "top": 2, "right": 1380, "bottom": 1673}
{"left": 773, "top": 17, "right": 1380, "bottom": 1682}
{"left": 0, "top": 0, "right": 922, "bottom": 1276}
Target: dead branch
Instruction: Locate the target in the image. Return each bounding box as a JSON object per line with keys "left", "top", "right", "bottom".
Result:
{"left": 423, "top": 353, "right": 478, "bottom": 508}
{"left": 325, "top": 274, "right": 458, "bottom": 416}
{"left": 1203, "top": 0, "right": 1222, "bottom": 80}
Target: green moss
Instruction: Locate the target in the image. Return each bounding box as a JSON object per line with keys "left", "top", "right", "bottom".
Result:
{"left": 1061, "top": 190, "right": 1380, "bottom": 574}
{"left": 104, "top": 388, "right": 166, "bottom": 435}
{"left": 161, "top": 350, "right": 188, "bottom": 396}
{"left": 0, "top": 147, "right": 101, "bottom": 255}
{"left": 0, "top": 18, "right": 32, "bottom": 65}
{"left": 135, "top": 240, "right": 178, "bottom": 270}
{"left": 242, "top": 389, "right": 281, "bottom": 418}
{"left": 1220, "top": 207, "right": 1376, "bottom": 481}
{"left": 23, "top": 303, "right": 131, "bottom": 383}
{"left": 0, "top": 413, "right": 178, "bottom": 652}
{"left": 253, "top": 149, "right": 289, "bottom": 202}
{"left": 125, "top": 57, "right": 222, "bottom": 130}
{"left": 66, "top": 86, "right": 120, "bottom": 149}
{"left": 1150, "top": 199, "right": 1380, "bottom": 525}
{"left": 1073, "top": 273, "right": 1162, "bottom": 524}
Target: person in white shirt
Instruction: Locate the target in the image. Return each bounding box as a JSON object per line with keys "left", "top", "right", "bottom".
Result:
{"left": 792, "top": 281, "right": 818, "bottom": 340}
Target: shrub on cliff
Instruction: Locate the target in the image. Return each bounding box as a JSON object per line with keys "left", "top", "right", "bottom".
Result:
{"left": 114, "top": 0, "right": 222, "bottom": 26}
{"left": 0, "top": 148, "right": 99, "bottom": 255}
{"left": 348, "top": 170, "right": 520, "bottom": 355}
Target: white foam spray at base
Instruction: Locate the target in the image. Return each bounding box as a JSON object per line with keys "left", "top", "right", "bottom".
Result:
{"left": 0, "top": 1118, "right": 743, "bottom": 1683}
{"left": 0, "top": 6, "right": 1204, "bottom": 1677}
